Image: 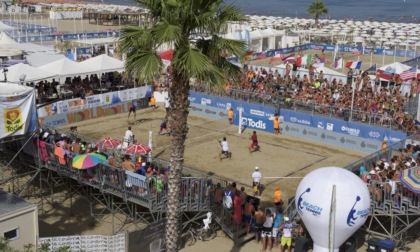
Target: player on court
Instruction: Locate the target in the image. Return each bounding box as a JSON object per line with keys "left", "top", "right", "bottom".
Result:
{"left": 249, "top": 131, "right": 260, "bottom": 154}
{"left": 219, "top": 137, "right": 231, "bottom": 161}
{"left": 128, "top": 100, "right": 137, "bottom": 122}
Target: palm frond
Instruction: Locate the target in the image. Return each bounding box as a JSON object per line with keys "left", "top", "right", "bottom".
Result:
{"left": 125, "top": 50, "right": 163, "bottom": 82}
{"left": 151, "top": 20, "right": 182, "bottom": 45}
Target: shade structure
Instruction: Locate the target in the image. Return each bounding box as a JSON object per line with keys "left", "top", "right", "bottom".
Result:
{"left": 72, "top": 153, "right": 107, "bottom": 169}
{"left": 6, "top": 63, "right": 58, "bottom": 83}
{"left": 38, "top": 58, "right": 96, "bottom": 79}
{"left": 95, "top": 137, "right": 121, "bottom": 149}
{"left": 160, "top": 50, "right": 174, "bottom": 61}
{"left": 400, "top": 167, "right": 420, "bottom": 194}
{"left": 125, "top": 144, "right": 151, "bottom": 155}
{"left": 78, "top": 54, "right": 125, "bottom": 73}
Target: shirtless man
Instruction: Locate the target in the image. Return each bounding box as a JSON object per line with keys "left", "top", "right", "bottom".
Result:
{"left": 254, "top": 206, "right": 265, "bottom": 244}
{"left": 244, "top": 199, "right": 255, "bottom": 235}
{"left": 121, "top": 155, "right": 135, "bottom": 172}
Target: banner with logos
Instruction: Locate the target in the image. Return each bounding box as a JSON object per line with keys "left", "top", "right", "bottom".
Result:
{"left": 189, "top": 92, "right": 276, "bottom": 133}
{"left": 280, "top": 109, "right": 406, "bottom": 145}
{"left": 282, "top": 122, "right": 401, "bottom": 154}
{"left": 40, "top": 101, "right": 132, "bottom": 128}
{"left": 187, "top": 92, "right": 406, "bottom": 147}
{"left": 0, "top": 89, "right": 37, "bottom": 139}
{"left": 38, "top": 86, "right": 152, "bottom": 117}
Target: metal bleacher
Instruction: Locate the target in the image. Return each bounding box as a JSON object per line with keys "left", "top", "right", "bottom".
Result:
{"left": 0, "top": 128, "right": 256, "bottom": 244}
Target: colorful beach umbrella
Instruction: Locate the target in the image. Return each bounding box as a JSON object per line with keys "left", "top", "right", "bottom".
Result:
{"left": 72, "top": 153, "right": 107, "bottom": 169}
{"left": 399, "top": 167, "right": 420, "bottom": 194}
{"left": 95, "top": 137, "right": 121, "bottom": 149}
{"left": 125, "top": 144, "right": 151, "bottom": 155}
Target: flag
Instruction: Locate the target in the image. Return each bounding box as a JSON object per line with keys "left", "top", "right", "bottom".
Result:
{"left": 345, "top": 61, "right": 362, "bottom": 69}
{"left": 399, "top": 67, "right": 417, "bottom": 81}
{"left": 330, "top": 57, "right": 342, "bottom": 70}
{"left": 301, "top": 55, "right": 308, "bottom": 66}
{"left": 306, "top": 54, "right": 312, "bottom": 65}
{"left": 295, "top": 55, "right": 302, "bottom": 67}
{"left": 282, "top": 53, "right": 295, "bottom": 64}
{"left": 351, "top": 51, "right": 362, "bottom": 55}
{"left": 363, "top": 64, "right": 376, "bottom": 75}
{"left": 256, "top": 50, "right": 267, "bottom": 59}
{"left": 269, "top": 52, "right": 282, "bottom": 64}
{"left": 382, "top": 67, "right": 396, "bottom": 75}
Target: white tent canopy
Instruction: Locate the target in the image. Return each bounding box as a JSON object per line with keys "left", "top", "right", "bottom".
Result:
{"left": 26, "top": 54, "right": 66, "bottom": 67}
{"left": 1, "top": 43, "right": 56, "bottom": 54}
{"left": 38, "top": 58, "right": 96, "bottom": 80}
{"left": 0, "top": 32, "right": 17, "bottom": 45}
{"left": 378, "top": 62, "right": 411, "bottom": 74}
{"left": 71, "top": 37, "right": 119, "bottom": 45}
{"left": 6, "top": 63, "right": 58, "bottom": 83}
{"left": 0, "top": 82, "right": 33, "bottom": 96}
{"left": 0, "top": 22, "right": 16, "bottom": 31}
{"left": 78, "top": 54, "right": 125, "bottom": 73}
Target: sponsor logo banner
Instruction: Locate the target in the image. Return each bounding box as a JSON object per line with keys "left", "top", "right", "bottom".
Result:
{"left": 0, "top": 90, "right": 37, "bottom": 138}
{"left": 38, "top": 86, "right": 151, "bottom": 117}
{"left": 281, "top": 109, "right": 406, "bottom": 144}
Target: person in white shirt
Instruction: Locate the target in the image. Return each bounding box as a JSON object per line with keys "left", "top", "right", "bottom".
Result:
{"left": 219, "top": 137, "right": 231, "bottom": 161}
{"left": 164, "top": 97, "right": 171, "bottom": 114}
{"left": 124, "top": 126, "right": 134, "bottom": 146}
{"left": 252, "top": 166, "right": 262, "bottom": 197}
{"left": 261, "top": 209, "right": 274, "bottom": 251}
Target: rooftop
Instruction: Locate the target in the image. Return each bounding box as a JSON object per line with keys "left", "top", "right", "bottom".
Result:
{"left": 0, "top": 190, "right": 35, "bottom": 217}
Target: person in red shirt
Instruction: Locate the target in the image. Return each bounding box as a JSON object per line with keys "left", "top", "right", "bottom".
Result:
{"left": 248, "top": 131, "right": 260, "bottom": 154}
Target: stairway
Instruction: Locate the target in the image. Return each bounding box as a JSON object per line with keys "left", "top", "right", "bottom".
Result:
{"left": 211, "top": 201, "right": 254, "bottom": 245}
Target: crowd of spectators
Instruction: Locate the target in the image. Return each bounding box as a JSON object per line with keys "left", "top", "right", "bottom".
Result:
{"left": 192, "top": 64, "right": 420, "bottom": 134}
{"left": 361, "top": 143, "right": 420, "bottom": 211}
{"left": 34, "top": 71, "right": 136, "bottom": 104}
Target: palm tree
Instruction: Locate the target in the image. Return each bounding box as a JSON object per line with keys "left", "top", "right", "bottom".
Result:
{"left": 119, "top": 0, "right": 247, "bottom": 251}
{"left": 307, "top": 0, "right": 328, "bottom": 25}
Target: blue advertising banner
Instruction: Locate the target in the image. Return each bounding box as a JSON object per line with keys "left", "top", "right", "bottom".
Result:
{"left": 187, "top": 92, "right": 407, "bottom": 143}
{"left": 235, "top": 111, "right": 274, "bottom": 133}
{"left": 280, "top": 109, "right": 406, "bottom": 144}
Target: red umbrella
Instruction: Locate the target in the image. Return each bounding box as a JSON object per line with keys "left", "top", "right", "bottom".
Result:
{"left": 160, "top": 50, "right": 174, "bottom": 61}
{"left": 125, "top": 144, "right": 152, "bottom": 155}
{"left": 95, "top": 137, "right": 121, "bottom": 149}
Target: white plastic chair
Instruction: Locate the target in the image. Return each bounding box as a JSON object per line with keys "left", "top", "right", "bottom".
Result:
{"left": 203, "top": 212, "right": 212, "bottom": 230}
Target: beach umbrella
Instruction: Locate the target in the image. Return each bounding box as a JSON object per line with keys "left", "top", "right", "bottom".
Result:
{"left": 125, "top": 144, "right": 151, "bottom": 155}
{"left": 72, "top": 153, "right": 107, "bottom": 169}
{"left": 95, "top": 137, "right": 121, "bottom": 149}
{"left": 399, "top": 167, "right": 420, "bottom": 194}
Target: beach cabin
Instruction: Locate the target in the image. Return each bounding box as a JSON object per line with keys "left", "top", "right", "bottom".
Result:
{"left": 0, "top": 190, "right": 38, "bottom": 251}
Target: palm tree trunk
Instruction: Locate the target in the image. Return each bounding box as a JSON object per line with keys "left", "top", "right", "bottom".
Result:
{"left": 165, "top": 73, "right": 190, "bottom": 252}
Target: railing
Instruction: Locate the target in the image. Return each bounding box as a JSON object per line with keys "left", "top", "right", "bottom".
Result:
{"left": 368, "top": 180, "right": 419, "bottom": 215}
{"left": 39, "top": 140, "right": 211, "bottom": 212}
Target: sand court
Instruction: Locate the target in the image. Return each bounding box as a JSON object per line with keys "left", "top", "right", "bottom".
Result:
{"left": 63, "top": 105, "right": 366, "bottom": 201}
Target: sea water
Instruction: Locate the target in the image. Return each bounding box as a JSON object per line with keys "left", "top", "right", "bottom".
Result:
{"left": 83, "top": 0, "right": 420, "bottom": 23}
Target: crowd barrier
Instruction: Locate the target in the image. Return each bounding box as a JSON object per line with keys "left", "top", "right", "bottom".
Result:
{"left": 188, "top": 92, "right": 407, "bottom": 153}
